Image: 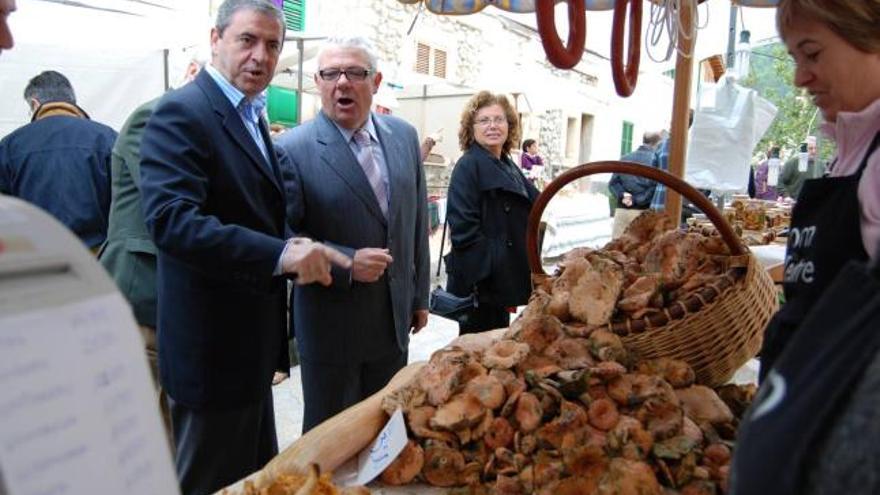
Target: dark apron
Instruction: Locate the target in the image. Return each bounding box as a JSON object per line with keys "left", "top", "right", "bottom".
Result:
{"left": 730, "top": 256, "right": 880, "bottom": 495}
{"left": 758, "top": 132, "right": 880, "bottom": 380}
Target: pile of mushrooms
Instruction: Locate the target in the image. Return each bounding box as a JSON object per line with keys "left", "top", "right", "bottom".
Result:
{"left": 379, "top": 293, "right": 755, "bottom": 494}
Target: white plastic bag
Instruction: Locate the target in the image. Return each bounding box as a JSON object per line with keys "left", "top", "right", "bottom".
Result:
{"left": 686, "top": 76, "right": 778, "bottom": 192}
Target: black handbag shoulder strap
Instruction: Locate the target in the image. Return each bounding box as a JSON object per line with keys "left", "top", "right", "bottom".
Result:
{"left": 435, "top": 190, "right": 494, "bottom": 278}
{"left": 435, "top": 217, "right": 448, "bottom": 278}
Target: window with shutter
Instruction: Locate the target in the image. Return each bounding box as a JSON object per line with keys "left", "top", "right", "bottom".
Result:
{"left": 620, "top": 121, "right": 634, "bottom": 156}
{"left": 413, "top": 42, "right": 449, "bottom": 79}
{"left": 433, "top": 49, "right": 447, "bottom": 79}
{"left": 282, "top": 0, "right": 305, "bottom": 32}
{"left": 414, "top": 43, "right": 431, "bottom": 75}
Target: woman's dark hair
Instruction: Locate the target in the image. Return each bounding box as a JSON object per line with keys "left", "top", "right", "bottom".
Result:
{"left": 522, "top": 139, "right": 536, "bottom": 153}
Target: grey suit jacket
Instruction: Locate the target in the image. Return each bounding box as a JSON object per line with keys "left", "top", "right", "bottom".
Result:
{"left": 276, "top": 111, "right": 430, "bottom": 364}
{"left": 99, "top": 98, "right": 159, "bottom": 327}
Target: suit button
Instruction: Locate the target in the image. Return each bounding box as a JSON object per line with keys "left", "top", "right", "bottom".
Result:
{"left": 504, "top": 203, "right": 511, "bottom": 213}
{"left": 506, "top": 240, "right": 513, "bottom": 248}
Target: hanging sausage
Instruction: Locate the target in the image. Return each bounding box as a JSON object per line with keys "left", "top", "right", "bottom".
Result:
{"left": 611, "top": 0, "right": 642, "bottom": 97}
{"left": 535, "top": 0, "right": 587, "bottom": 70}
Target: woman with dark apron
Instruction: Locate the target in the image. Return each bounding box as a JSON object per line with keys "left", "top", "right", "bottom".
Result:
{"left": 757, "top": 0, "right": 880, "bottom": 381}
{"left": 731, "top": 1, "right": 880, "bottom": 493}
{"left": 759, "top": 133, "right": 880, "bottom": 379}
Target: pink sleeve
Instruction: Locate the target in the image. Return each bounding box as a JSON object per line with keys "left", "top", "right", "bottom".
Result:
{"left": 858, "top": 153, "right": 880, "bottom": 260}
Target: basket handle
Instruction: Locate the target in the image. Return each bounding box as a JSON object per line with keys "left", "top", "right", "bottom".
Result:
{"left": 527, "top": 160, "right": 746, "bottom": 275}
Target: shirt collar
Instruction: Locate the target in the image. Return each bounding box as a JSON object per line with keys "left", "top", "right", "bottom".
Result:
{"left": 822, "top": 98, "right": 880, "bottom": 161}
{"left": 332, "top": 113, "right": 377, "bottom": 144}
{"left": 205, "top": 64, "right": 266, "bottom": 118}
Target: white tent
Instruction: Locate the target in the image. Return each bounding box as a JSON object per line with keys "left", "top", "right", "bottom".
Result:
{"left": 1, "top": 0, "right": 212, "bottom": 137}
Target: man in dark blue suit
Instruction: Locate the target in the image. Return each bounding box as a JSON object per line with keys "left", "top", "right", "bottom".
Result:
{"left": 276, "top": 36, "right": 430, "bottom": 432}
{"left": 139, "top": 2, "right": 349, "bottom": 494}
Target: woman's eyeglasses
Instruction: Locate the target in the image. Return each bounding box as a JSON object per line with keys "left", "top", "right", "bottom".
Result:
{"left": 317, "top": 68, "right": 372, "bottom": 82}
{"left": 474, "top": 117, "right": 508, "bottom": 127}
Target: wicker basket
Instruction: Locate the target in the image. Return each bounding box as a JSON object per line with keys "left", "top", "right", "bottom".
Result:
{"left": 526, "top": 161, "right": 778, "bottom": 387}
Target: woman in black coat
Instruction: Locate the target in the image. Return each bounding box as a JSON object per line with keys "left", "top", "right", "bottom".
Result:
{"left": 444, "top": 91, "right": 539, "bottom": 334}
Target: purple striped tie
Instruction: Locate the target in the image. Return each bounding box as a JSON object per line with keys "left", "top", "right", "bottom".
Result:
{"left": 353, "top": 129, "right": 388, "bottom": 217}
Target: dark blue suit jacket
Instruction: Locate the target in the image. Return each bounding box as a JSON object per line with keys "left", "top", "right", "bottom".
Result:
{"left": 139, "top": 71, "right": 289, "bottom": 409}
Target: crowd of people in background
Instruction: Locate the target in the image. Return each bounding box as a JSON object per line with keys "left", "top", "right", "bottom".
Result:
{"left": 749, "top": 136, "right": 825, "bottom": 202}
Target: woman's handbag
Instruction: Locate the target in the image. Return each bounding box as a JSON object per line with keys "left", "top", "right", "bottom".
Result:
{"left": 428, "top": 286, "right": 478, "bottom": 323}
{"left": 428, "top": 218, "right": 478, "bottom": 323}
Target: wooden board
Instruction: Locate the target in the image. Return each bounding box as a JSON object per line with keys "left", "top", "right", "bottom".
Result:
{"left": 218, "top": 328, "right": 509, "bottom": 493}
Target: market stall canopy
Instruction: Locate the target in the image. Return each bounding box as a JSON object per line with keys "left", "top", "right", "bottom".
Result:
{"left": 11, "top": 0, "right": 207, "bottom": 50}
{"left": 275, "top": 40, "right": 322, "bottom": 76}
{"left": 1, "top": 0, "right": 212, "bottom": 137}
{"left": 397, "top": 0, "right": 780, "bottom": 15}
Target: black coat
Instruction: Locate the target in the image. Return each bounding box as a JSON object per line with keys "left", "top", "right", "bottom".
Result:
{"left": 445, "top": 144, "right": 539, "bottom": 307}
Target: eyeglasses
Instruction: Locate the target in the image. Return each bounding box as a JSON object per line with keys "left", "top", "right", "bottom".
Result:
{"left": 474, "top": 117, "right": 508, "bottom": 127}
{"left": 317, "top": 67, "right": 372, "bottom": 82}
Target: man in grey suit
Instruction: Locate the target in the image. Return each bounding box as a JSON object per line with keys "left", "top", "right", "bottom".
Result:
{"left": 276, "top": 36, "right": 430, "bottom": 432}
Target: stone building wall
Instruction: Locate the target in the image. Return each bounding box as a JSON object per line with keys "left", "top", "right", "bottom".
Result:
{"left": 309, "top": 1, "right": 674, "bottom": 187}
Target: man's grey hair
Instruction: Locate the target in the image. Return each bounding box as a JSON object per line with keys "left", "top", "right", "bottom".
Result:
{"left": 317, "top": 36, "right": 380, "bottom": 72}
{"left": 24, "top": 70, "right": 76, "bottom": 105}
{"left": 215, "top": 0, "right": 285, "bottom": 37}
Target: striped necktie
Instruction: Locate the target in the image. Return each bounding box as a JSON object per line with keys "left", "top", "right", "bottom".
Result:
{"left": 353, "top": 128, "right": 388, "bottom": 217}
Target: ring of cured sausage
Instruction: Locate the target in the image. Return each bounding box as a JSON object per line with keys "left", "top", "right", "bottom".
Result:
{"left": 536, "top": 0, "right": 586, "bottom": 69}
{"left": 611, "top": 0, "right": 642, "bottom": 97}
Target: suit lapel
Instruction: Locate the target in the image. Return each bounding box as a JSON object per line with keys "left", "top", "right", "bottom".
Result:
{"left": 259, "top": 117, "right": 285, "bottom": 189}
{"left": 316, "top": 112, "right": 387, "bottom": 225}
{"left": 373, "top": 115, "right": 405, "bottom": 228}
{"left": 197, "top": 72, "right": 283, "bottom": 198}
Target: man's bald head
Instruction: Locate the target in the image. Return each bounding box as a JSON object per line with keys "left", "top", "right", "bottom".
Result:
{"left": 643, "top": 131, "right": 662, "bottom": 147}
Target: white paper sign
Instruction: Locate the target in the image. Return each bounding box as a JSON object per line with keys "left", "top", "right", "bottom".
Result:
{"left": 0, "top": 293, "right": 180, "bottom": 495}
{"left": 333, "top": 408, "right": 408, "bottom": 487}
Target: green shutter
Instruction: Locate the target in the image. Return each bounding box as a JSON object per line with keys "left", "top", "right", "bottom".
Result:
{"left": 283, "top": 0, "right": 305, "bottom": 32}
{"left": 621, "top": 121, "right": 634, "bottom": 156}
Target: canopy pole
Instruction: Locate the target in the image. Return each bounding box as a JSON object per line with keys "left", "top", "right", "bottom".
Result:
{"left": 296, "top": 38, "right": 304, "bottom": 125}
{"left": 665, "top": 0, "right": 696, "bottom": 224}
